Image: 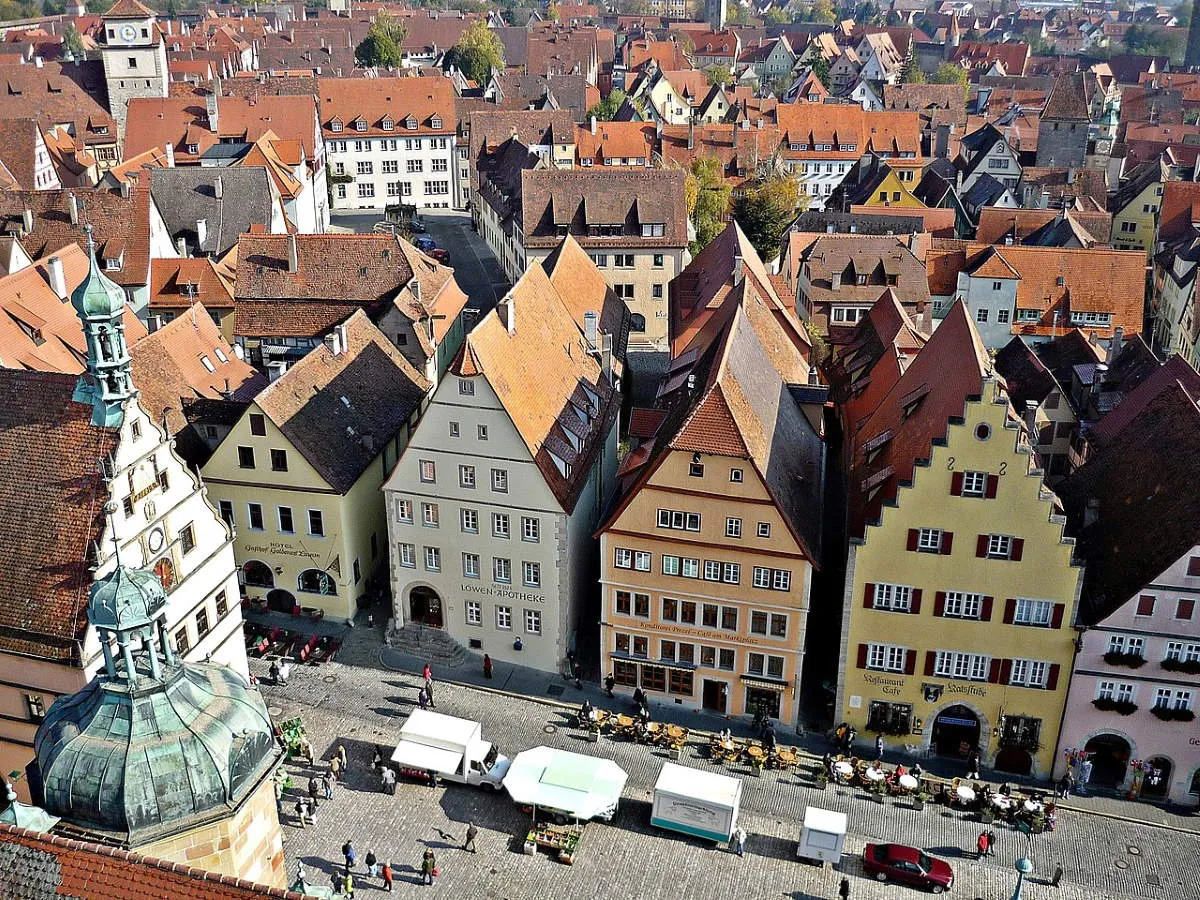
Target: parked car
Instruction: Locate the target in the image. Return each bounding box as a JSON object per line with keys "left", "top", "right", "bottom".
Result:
{"left": 429, "top": 248, "right": 451, "bottom": 265}
{"left": 414, "top": 236, "right": 437, "bottom": 252}
{"left": 862, "top": 844, "right": 954, "bottom": 893}
{"left": 409, "top": 216, "right": 427, "bottom": 233}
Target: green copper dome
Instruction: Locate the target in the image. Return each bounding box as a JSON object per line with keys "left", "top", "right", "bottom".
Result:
{"left": 87, "top": 566, "right": 167, "bottom": 633}
{"left": 70, "top": 228, "right": 126, "bottom": 320}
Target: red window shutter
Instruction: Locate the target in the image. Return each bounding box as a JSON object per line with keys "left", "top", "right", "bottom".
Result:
{"left": 924, "top": 651, "right": 937, "bottom": 676}
{"left": 1179, "top": 598, "right": 1196, "bottom": 620}
{"left": 1189, "top": 557, "right": 1200, "bottom": 576}
{"left": 950, "top": 471, "right": 964, "bottom": 496}
{"left": 904, "top": 650, "right": 916, "bottom": 675}
{"left": 1051, "top": 603, "right": 1065, "bottom": 629}
{"left": 910, "top": 589, "right": 922, "bottom": 614}
{"left": 940, "top": 532, "right": 954, "bottom": 554}
{"left": 1046, "top": 663, "right": 1060, "bottom": 691}
{"left": 934, "top": 591, "right": 946, "bottom": 616}
{"left": 863, "top": 582, "right": 876, "bottom": 609}
{"left": 1137, "top": 594, "right": 1155, "bottom": 616}
{"left": 988, "top": 658, "right": 1002, "bottom": 683}
{"left": 981, "top": 596, "right": 994, "bottom": 621}
{"left": 976, "top": 534, "right": 989, "bottom": 558}
{"left": 907, "top": 528, "right": 919, "bottom": 551}
{"left": 999, "top": 658, "right": 1013, "bottom": 684}
{"left": 1003, "top": 598, "right": 1017, "bottom": 624}
{"left": 1011, "top": 538, "right": 1024, "bottom": 561}
{"left": 985, "top": 474, "right": 999, "bottom": 498}
{"left": 856, "top": 643, "right": 869, "bottom": 669}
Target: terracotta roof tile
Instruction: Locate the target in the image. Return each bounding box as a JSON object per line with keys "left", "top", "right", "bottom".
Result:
{"left": 317, "top": 76, "right": 455, "bottom": 140}
{"left": 0, "top": 62, "right": 117, "bottom": 150}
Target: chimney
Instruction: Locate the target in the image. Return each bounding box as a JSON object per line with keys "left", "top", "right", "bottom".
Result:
{"left": 591, "top": 115, "right": 597, "bottom": 135}
{"left": 831, "top": 271, "right": 842, "bottom": 290}
{"left": 732, "top": 255, "right": 744, "bottom": 285}
{"left": 330, "top": 321, "right": 348, "bottom": 355}
{"left": 46, "top": 255, "right": 67, "bottom": 300}
{"left": 498, "top": 295, "right": 515, "bottom": 334}
{"left": 214, "top": 175, "right": 223, "bottom": 200}
{"left": 1066, "top": 168, "right": 1076, "bottom": 185}
{"left": 1090, "top": 362, "right": 1108, "bottom": 400}
{"left": 165, "top": 141, "right": 175, "bottom": 167}
{"left": 176, "top": 236, "right": 188, "bottom": 257}
{"left": 687, "top": 119, "right": 694, "bottom": 150}
{"left": 1106, "top": 326, "right": 1124, "bottom": 363}
{"left": 120, "top": 180, "right": 131, "bottom": 199}
{"left": 21, "top": 208, "right": 32, "bottom": 234}
{"left": 287, "top": 234, "right": 298, "bottom": 273}
{"left": 583, "top": 310, "right": 598, "bottom": 348}
{"left": 196, "top": 218, "right": 208, "bottom": 249}
{"left": 206, "top": 89, "right": 220, "bottom": 134}
{"left": 1024, "top": 400, "right": 1039, "bottom": 444}
{"left": 68, "top": 193, "right": 79, "bottom": 225}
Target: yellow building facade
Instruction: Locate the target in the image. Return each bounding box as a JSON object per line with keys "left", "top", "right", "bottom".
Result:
{"left": 836, "top": 377, "right": 1083, "bottom": 777}
{"left": 861, "top": 165, "right": 924, "bottom": 208}
{"left": 1111, "top": 173, "right": 1163, "bottom": 255}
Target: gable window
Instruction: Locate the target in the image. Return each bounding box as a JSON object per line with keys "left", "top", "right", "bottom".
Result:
{"left": 249, "top": 413, "right": 266, "bottom": 436}
{"left": 382, "top": 118, "right": 394, "bottom": 131}
{"left": 270, "top": 448, "right": 288, "bottom": 472}
{"left": 237, "top": 446, "right": 255, "bottom": 469}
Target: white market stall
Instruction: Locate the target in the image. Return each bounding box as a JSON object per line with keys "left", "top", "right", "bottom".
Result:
{"left": 651, "top": 762, "right": 742, "bottom": 843}
{"left": 503, "top": 746, "right": 628, "bottom": 822}
{"left": 797, "top": 806, "right": 848, "bottom": 865}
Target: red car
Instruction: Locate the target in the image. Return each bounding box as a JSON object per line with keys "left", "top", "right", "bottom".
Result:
{"left": 862, "top": 843, "right": 954, "bottom": 893}
{"left": 429, "top": 248, "right": 452, "bottom": 265}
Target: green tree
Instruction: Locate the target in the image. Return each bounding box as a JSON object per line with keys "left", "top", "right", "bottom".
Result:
{"left": 900, "top": 50, "right": 924, "bottom": 84}
{"left": 62, "top": 22, "right": 85, "bottom": 58}
{"left": 1176, "top": 1, "right": 1192, "bottom": 27}
{"left": 42, "top": 0, "right": 64, "bottom": 13}
{"left": 809, "top": 56, "right": 831, "bottom": 90}
{"left": 809, "top": 0, "right": 836, "bottom": 24}
{"left": 546, "top": 0, "right": 560, "bottom": 19}
{"left": 725, "top": 1, "right": 745, "bottom": 23}
{"left": 930, "top": 62, "right": 968, "bottom": 94}
{"left": 83, "top": 0, "right": 108, "bottom": 12}
{"left": 586, "top": 88, "right": 625, "bottom": 121}
{"left": 704, "top": 64, "right": 731, "bottom": 86}
{"left": 446, "top": 20, "right": 504, "bottom": 85}
{"left": 616, "top": 0, "right": 649, "bottom": 13}
{"left": 732, "top": 173, "right": 800, "bottom": 261}
{"left": 685, "top": 156, "right": 732, "bottom": 254}
{"left": 763, "top": 6, "right": 790, "bottom": 25}
{"left": 355, "top": 30, "right": 402, "bottom": 68}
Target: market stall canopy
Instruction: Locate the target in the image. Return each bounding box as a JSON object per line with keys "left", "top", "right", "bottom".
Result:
{"left": 504, "top": 747, "right": 628, "bottom": 820}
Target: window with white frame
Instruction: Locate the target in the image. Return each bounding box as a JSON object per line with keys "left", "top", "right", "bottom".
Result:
{"left": 459, "top": 465, "right": 476, "bottom": 488}
{"left": 873, "top": 583, "right": 912, "bottom": 612}
{"left": 935, "top": 650, "right": 990, "bottom": 681}
{"left": 867, "top": 643, "right": 908, "bottom": 672}
{"left": 522, "top": 517, "right": 539, "bottom": 542}
{"left": 1165, "top": 641, "right": 1200, "bottom": 662}
{"left": 726, "top": 517, "right": 742, "bottom": 538}
{"left": 397, "top": 499, "right": 413, "bottom": 523}
{"left": 634, "top": 551, "right": 651, "bottom": 572}
{"left": 656, "top": 509, "right": 701, "bottom": 531}
{"left": 461, "top": 508, "right": 478, "bottom": 533}
{"left": 419, "top": 460, "right": 436, "bottom": 482}
{"left": 496, "top": 605, "right": 512, "bottom": 629}
{"left": 722, "top": 562, "right": 740, "bottom": 584}
{"left": 704, "top": 560, "right": 721, "bottom": 581}
{"left": 757, "top": 522, "right": 770, "bottom": 537}
{"left": 944, "top": 592, "right": 983, "bottom": 619}
{"left": 423, "top": 546, "right": 441, "bottom": 571}
{"left": 463, "top": 553, "right": 480, "bottom": 578}
{"left": 918, "top": 528, "right": 943, "bottom": 551}
{"left": 458, "top": 379, "right": 474, "bottom": 395}
{"left": 1009, "top": 658, "right": 1048, "bottom": 687}
{"left": 1014, "top": 598, "right": 1052, "bottom": 626}
{"left": 522, "top": 561, "right": 541, "bottom": 587}
{"left": 962, "top": 470, "right": 987, "bottom": 496}
{"left": 1107, "top": 635, "right": 1145, "bottom": 657}
{"left": 492, "top": 513, "right": 509, "bottom": 538}
{"left": 614, "top": 548, "right": 633, "bottom": 569}
{"left": 1096, "top": 680, "right": 1135, "bottom": 703}
{"left": 523, "top": 608, "right": 542, "bottom": 634}
{"left": 493, "top": 557, "right": 511, "bottom": 583}
{"left": 491, "top": 469, "right": 509, "bottom": 492}
{"left": 466, "top": 601, "right": 482, "bottom": 625}
{"left": 421, "top": 503, "right": 439, "bottom": 527}
{"left": 398, "top": 543, "right": 415, "bottom": 567}
{"left": 987, "top": 534, "right": 1013, "bottom": 558}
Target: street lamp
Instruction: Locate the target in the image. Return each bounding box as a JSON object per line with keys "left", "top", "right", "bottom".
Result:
{"left": 1011, "top": 856, "right": 1035, "bottom": 900}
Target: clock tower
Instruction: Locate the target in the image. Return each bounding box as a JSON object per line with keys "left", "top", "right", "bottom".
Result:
{"left": 100, "top": 0, "right": 168, "bottom": 133}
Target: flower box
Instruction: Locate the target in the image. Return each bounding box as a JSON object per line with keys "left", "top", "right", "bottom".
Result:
{"left": 1092, "top": 697, "right": 1138, "bottom": 715}
{"left": 1162, "top": 658, "right": 1200, "bottom": 675}
{"left": 1103, "top": 651, "right": 1147, "bottom": 668}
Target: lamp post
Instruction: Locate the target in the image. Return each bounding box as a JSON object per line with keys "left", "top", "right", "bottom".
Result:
{"left": 1012, "top": 856, "right": 1035, "bottom": 900}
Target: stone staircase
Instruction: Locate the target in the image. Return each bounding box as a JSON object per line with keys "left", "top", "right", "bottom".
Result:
{"left": 386, "top": 622, "right": 472, "bottom": 668}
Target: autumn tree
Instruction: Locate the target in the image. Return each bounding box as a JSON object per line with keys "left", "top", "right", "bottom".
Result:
{"left": 446, "top": 19, "right": 505, "bottom": 85}
{"left": 685, "top": 156, "right": 733, "bottom": 254}
{"left": 705, "top": 64, "right": 731, "bottom": 86}
{"left": 930, "top": 63, "right": 969, "bottom": 89}
{"left": 732, "top": 172, "right": 800, "bottom": 261}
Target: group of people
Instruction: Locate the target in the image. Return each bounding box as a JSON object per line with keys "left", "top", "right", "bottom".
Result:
{"left": 832, "top": 722, "right": 858, "bottom": 755}
{"left": 418, "top": 662, "right": 437, "bottom": 710}
{"left": 337, "top": 841, "right": 394, "bottom": 895}
{"left": 290, "top": 743, "right": 350, "bottom": 827}
{"left": 268, "top": 658, "right": 291, "bottom": 686}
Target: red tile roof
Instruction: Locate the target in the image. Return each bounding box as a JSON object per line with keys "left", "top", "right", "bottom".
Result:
{"left": 317, "top": 76, "right": 455, "bottom": 139}
{"left": 1157, "top": 179, "right": 1200, "bottom": 246}
{"left": 0, "top": 823, "right": 311, "bottom": 898}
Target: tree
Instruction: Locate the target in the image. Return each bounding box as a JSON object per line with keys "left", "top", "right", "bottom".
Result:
{"left": 42, "top": 0, "right": 65, "bottom": 13}
{"left": 685, "top": 156, "right": 732, "bottom": 254}
{"left": 62, "top": 22, "right": 85, "bottom": 58}
{"left": 725, "top": 1, "right": 745, "bottom": 24}
{"left": 809, "top": 56, "right": 831, "bottom": 90}
{"left": 732, "top": 172, "right": 800, "bottom": 261}
{"left": 763, "top": 6, "right": 790, "bottom": 25}
{"left": 704, "top": 64, "right": 731, "bottom": 86}
{"left": 809, "top": 0, "right": 836, "bottom": 24}
{"left": 546, "top": 0, "right": 560, "bottom": 19}
{"left": 355, "top": 31, "right": 402, "bottom": 68}
{"left": 899, "top": 50, "right": 924, "bottom": 84}
{"left": 930, "top": 62, "right": 968, "bottom": 93}
{"left": 616, "top": 0, "right": 649, "bottom": 13}
{"left": 586, "top": 88, "right": 625, "bottom": 121}
{"left": 446, "top": 20, "right": 504, "bottom": 85}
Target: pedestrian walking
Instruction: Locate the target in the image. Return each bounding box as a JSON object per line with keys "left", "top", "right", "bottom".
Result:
{"left": 331, "top": 871, "right": 342, "bottom": 895}
{"left": 365, "top": 850, "right": 378, "bottom": 878}
{"left": 1051, "top": 863, "right": 1064, "bottom": 887}
{"left": 976, "top": 831, "right": 989, "bottom": 860}
{"left": 277, "top": 659, "right": 291, "bottom": 685}
{"left": 966, "top": 747, "right": 981, "bottom": 780}
{"left": 425, "top": 677, "right": 436, "bottom": 708}
{"left": 573, "top": 661, "right": 582, "bottom": 689}
{"left": 838, "top": 876, "right": 851, "bottom": 899}
{"left": 269, "top": 660, "right": 280, "bottom": 684}
{"left": 874, "top": 734, "right": 884, "bottom": 760}
{"left": 421, "top": 849, "right": 436, "bottom": 886}
{"left": 483, "top": 653, "right": 493, "bottom": 679}
{"left": 297, "top": 736, "right": 314, "bottom": 765}
{"left": 343, "top": 873, "right": 355, "bottom": 899}
{"left": 337, "top": 744, "right": 348, "bottom": 770}
{"left": 322, "top": 771, "right": 334, "bottom": 801}
{"left": 293, "top": 799, "right": 307, "bottom": 828}
{"left": 381, "top": 862, "right": 393, "bottom": 892}
{"left": 330, "top": 754, "right": 343, "bottom": 783}
{"left": 732, "top": 826, "right": 746, "bottom": 857}
{"left": 418, "top": 685, "right": 429, "bottom": 710}
{"left": 381, "top": 766, "right": 397, "bottom": 794}
{"left": 464, "top": 822, "right": 478, "bottom": 853}
{"left": 604, "top": 673, "right": 615, "bottom": 697}
{"left": 986, "top": 829, "right": 996, "bottom": 858}
{"left": 372, "top": 746, "right": 384, "bottom": 774}
{"left": 307, "top": 776, "right": 321, "bottom": 810}
{"left": 422, "top": 662, "right": 432, "bottom": 682}
{"left": 343, "top": 840, "right": 356, "bottom": 873}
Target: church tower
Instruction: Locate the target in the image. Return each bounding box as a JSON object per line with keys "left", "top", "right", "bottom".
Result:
{"left": 71, "top": 225, "right": 133, "bottom": 427}
{"left": 99, "top": 0, "right": 168, "bottom": 133}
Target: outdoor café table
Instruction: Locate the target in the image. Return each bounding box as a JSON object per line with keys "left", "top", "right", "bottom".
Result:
{"left": 956, "top": 785, "right": 977, "bottom": 803}
{"left": 1023, "top": 799, "right": 1043, "bottom": 813}
{"left": 898, "top": 774, "right": 918, "bottom": 791}
{"left": 615, "top": 715, "right": 634, "bottom": 728}
{"left": 746, "top": 745, "right": 765, "bottom": 760}
{"left": 666, "top": 725, "right": 685, "bottom": 740}
{"left": 834, "top": 761, "right": 854, "bottom": 778}
{"left": 864, "top": 767, "right": 886, "bottom": 783}
{"left": 776, "top": 749, "right": 796, "bottom": 765}
{"left": 992, "top": 795, "right": 1012, "bottom": 811}
{"left": 647, "top": 722, "right": 661, "bottom": 734}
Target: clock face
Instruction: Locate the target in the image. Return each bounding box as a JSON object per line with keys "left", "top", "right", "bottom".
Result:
{"left": 119, "top": 24, "right": 138, "bottom": 42}
{"left": 147, "top": 526, "right": 165, "bottom": 554}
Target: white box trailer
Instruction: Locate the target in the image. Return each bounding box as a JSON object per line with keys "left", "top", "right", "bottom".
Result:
{"left": 391, "top": 709, "right": 510, "bottom": 789}
{"left": 797, "top": 806, "right": 847, "bottom": 865}
{"left": 651, "top": 762, "right": 742, "bottom": 843}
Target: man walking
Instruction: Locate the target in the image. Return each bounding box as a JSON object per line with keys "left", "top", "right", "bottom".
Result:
{"left": 425, "top": 676, "right": 436, "bottom": 709}
{"left": 342, "top": 840, "right": 356, "bottom": 873}
{"left": 483, "top": 654, "right": 493, "bottom": 679}
{"left": 338, "top": 744, "right": 349, "bottom": 771}
{"left": 986, "top": 830, "right": 997, "bottom": 858}
{"left": 381, "top": 766, "right": 397, "bottom": 795}
{"left": 966, "top": 747, "right": 981, "bottom": 780}
{"left": 732, "top": 826, "right": 747, "bottom": 857}
{"left": 330, "top": 754, "right": 343, "bottom": 783}
{"left": 307, "top": 775, "right": 321, "bottom": 810}
{"left": 365, "top": 850, "right": 378, "bottom": 878}
{"left": 874, "top": 734, "right": 884, "bottom": 761}
{"left": 604, "top": 673, "right": 615, "bottom": 697}
{"left": 464, "top": 822, "right": 479, "bottom": 853}
{"left": 839, "top": 876, "right": 851, "bottom": 899}
{"left": 322, "top": 771, "right": 334, "bottom": 801}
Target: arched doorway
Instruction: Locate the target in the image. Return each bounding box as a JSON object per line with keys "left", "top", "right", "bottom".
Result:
{"left": 931, "top": 705, "right": 981, "bottom": 758}
{"left": 243, "top": 560, "right": 274, "bottom": 588}
{"left": 266, "top": 589, "right": 296, "bottom": 613}
{"left": 1141, "top": 756, "right": 1172, "bottom": 799}
{"left": 297, "top": 568, "right": 337, "bottom": 596}
{"left": 409, "top": 586, "right": 443, "bottom": 628}
{"left": 1083, "top": 733, "right": 1132, "bottom": 788}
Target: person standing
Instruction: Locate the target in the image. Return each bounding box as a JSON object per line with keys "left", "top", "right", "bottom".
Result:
{"left": 418, "top": 685, "right": 429, "bottom": 710}
{"left": 307, "top": 775, "right": 321, "bottom": 810}
{"left": 365, "top": 850, "right": 378, "bottom": 878}
{"left": 269, "top": 660, "right": 280, "bottom": 684}
{"left": 293, "top": 798, "right": 307, "bottom": 829}
{"left": 421, "top": 849, "right": 436, "bottom": 886}
{"left": 977, "top": 831, "right": 989, "bottom": 859}
{"left": 874, "top": 734, "right": 884, "bottom": 761}
{"left": 573, "top": 660, "right": 583, "bottom": 689}
{"left": 839, "top": 876, "right": 851, "bottom": 899}
{"left": 967, "top": 747, "right": 981, "bottom": 780}
{"left": 323, "top": 771, "right": 334, "bottom": 801}
{"left": 422, "top": 662, "right": 433, "bottom": 682}
{"left": 372, "top": 746, "right": 384, "bottom": 774}
{"left": 1079, "top": 758, "right": 1093, "bottom": 795}
{"left": 986, "top": 830, "right": 996, "bottom": 858}
{"left": 604, "top": 673, "right": 615, "bottom": 697}
{"left": 381, "top": 766, "right": 397, "bottom": 795}
{"left": 464, "top": 822, "right": 479, "bottom": 853}
{"left": 425, "top": 676, "right": 436, "bottom": 709}
{"left": 278, "top": 659, "right": 291, "bottom": 685}
{"left": 381, "top": 862, "right": 393, "bottom": 892}
{"left": 343, "top": 840, "right": 356, "bottom": 873}
{"left": 338, "top": 744, "right": 348, "bottom": 771}
{"left": 483, "top": 654, "right": 493, "bottom": 679}
{"left": 330, "top": 754, "right": 343, "bottom": 783}
{"left": 343, "top": 873, "right": 355, "bottom": 899}
{"left": 732, "top": 826, "right": 746, "bottom": 857}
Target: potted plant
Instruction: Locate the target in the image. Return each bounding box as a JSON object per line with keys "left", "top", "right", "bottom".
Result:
{"left": 751, "top": 755, "right": 766, "bottom": 777}
{"left": 870, "top": 781, "right": 885, "bottom": 803}
{"left": 911, "top": 790, "right": 930, "bottom": 811}
{"left": 669, "top": 743, "right": 682, "bottom": 760}
{"left": 587, "top": 723, "right": 600, "bottom": 742}
{"left": 815, "top": 769, "right": 829, "bottom": 791}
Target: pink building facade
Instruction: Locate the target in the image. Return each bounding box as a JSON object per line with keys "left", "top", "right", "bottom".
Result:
{"left": 1055, "top": 548, "right": 1200, "bottom": 806}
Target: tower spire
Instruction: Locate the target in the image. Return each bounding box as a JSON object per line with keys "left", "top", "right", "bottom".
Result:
{"left": 71, "top": 224, "right": 134, "bottom": 427}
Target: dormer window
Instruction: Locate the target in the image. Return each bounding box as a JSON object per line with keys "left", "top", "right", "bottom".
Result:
{"left": 354, "top": 119, "right": 367, "bottom": 132}
{"left": 382, "top": 118, "right": 394, "bottom": 131}
{"left": 331, "top": 119, "right": 343, "bottom": 133}
{"left": 641, "top": 223, "right": 665, "bottom": 237}
{"left": 431, "top": 115, "right": 443, "bottom": 129}
{"left": 95, "top": 125, "right": 108, "bottom": 135}
{"left": 185, "top": 143, "right": 198, "bottom": 154}
{"left": 405, "top": 116, "right": 418, "bottom": 130}
{"left": 104, "top": 253, "right": 123, "bottom": 271}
